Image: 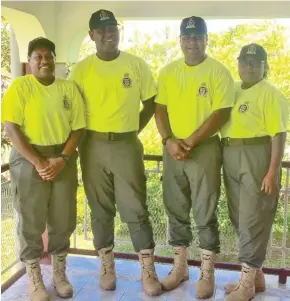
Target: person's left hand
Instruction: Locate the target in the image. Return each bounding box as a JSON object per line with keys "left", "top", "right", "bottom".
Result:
{"left": 261, "top": 171, "right": 278, "bottom": 195}
{"left": 37, "top": 157, "right": 66, "bottom": 181}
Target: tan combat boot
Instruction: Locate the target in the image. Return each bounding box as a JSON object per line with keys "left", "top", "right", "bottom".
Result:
{"left": 98, "top": 245, "right": 116, "bottom": 290}
{"left": 138, "top": 249, "right": 162, "bottom": 296}
{"left": 225, "top": 263, "right": 256, "bottom": 301}
{"left": 161, "top": 246, "right": 189, "bottom": 291}
{"left": 25, "top": 258, "right": 50, "bottom": 301}
{"left": 196, "top": 249, "right": 216, "bottom": 299}
{"left": 225, "top": 267, "right": 265, "bottom": 294}
{"left": 52, "top": 253, "right": 73, "bottom": 298}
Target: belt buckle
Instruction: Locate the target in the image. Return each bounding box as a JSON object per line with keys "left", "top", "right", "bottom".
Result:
{"left": 108, "top": 132, "right": 114, "bottom": 141}
{"left": 225, "top": 137, "right": 230, "bottom": 146}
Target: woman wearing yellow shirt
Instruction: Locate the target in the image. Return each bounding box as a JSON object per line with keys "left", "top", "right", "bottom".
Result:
{"left": 221, "top": 44, "right": 289, "bottom": 301}
{"left": 2, "top": 37, "right": 86, "bottom": 301}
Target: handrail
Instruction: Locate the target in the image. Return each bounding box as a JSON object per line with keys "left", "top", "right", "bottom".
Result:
{"left": 1, "top": 158, "right": 290, "bottom": 173}
{"left": 282, "top": 161, "right": 290, "bottom": 168}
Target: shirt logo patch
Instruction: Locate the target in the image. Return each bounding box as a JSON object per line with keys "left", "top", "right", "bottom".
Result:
{"left": 238, "top": 103, "right": 249, "bottom": 113}
{"left": 122, "top": 73, "right": 132, "bottom": 88}
{"left": 186, "top": 18, "right": 196, "bottom": 29}
{"left": 100, "top": 10, "right": 110, "bottom": 21}
{"left": 63, "top": 95, "right": 70, "bottom": 110}
{"left": 198, "top": 83, "right": 208, "bottom": 97}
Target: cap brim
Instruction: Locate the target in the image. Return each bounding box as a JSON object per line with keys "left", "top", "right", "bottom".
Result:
{"left": 237, "top": 54, "right": 265, "bottom": 62}
{"left": 180, "top": 28, "right": 207, "bottom": 35}
{"left": 90, "top": 20, "right": 118, "bottom": 29}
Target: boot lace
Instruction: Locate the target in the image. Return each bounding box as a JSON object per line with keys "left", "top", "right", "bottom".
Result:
{"left": 141, "top": 254, "right": 157, "bottom": 280}
{"left": 101, "top": 250, "right": 114, "bottom": 273}
{"left": 200, "top": 254, "right": 212, "bottom": 280}
{"left": 239, "top": 266, "right": 254, "bottom": 289}
{"left": 54, "top": 254, "right": 67, "bottom": 281}
{"left": 28, "top": 261, "right": 43, "bottom": 289}
{"left": 169, "top": 248, "right": 186, "bottom": 275}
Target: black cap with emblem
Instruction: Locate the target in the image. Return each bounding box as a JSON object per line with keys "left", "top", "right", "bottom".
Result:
{"left": 238, "top": 43, "right": 267, "bottom": 62}
{"left": 180, "top": 16, "right": 207, "bottom": 35}
{"left": 89, "top": 9, "right": 118, "bottom": 30}
{"left": 28, "top": 37, "right": 56, "bottom": 57}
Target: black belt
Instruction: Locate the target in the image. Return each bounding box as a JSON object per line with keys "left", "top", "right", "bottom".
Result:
{"left": 31, "top": 144, "right": 65, "bottom": 156}
{"left": 87, "top": 130, "right": 137, "bottom": 141}
{"left": 221, "top": 136, "right": 271, "bottom": 146}
{"left": 197, "top": 135, "right": 220, "bottom": 146}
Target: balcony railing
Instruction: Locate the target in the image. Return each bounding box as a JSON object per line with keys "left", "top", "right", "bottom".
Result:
{"left": 1, "top": 156, "right": 290, "bottom": 292}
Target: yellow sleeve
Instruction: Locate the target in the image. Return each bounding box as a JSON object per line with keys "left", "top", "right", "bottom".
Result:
{"left": 69, "top": 63, "right": 84, "bottom": 96}
{"left": 155, "top": 69, "right": 168, "bottom": 105}
{"left": 212, "top": 67, "right": 235, "bottom": 111}
{"left": 70, "top": 82, "right": 87, "bottom": 131}
{"left": 1, "top": 80, "right": 25, "bottom": 126}
{"left": 139, "top": 59, "right": 157, "bottom": 101}
{"left": 264, "top": 92, "right": 289, "bottom": 136}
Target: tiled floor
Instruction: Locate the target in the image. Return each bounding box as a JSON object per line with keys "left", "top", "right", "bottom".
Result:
{"left": 2, "top": 255, "right": 290, "bottom": 301}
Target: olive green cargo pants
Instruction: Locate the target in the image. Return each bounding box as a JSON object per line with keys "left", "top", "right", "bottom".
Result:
{"left": 162, "top": 136, "right": 221, "bottom": 252}
{"left": 80, "top": 132, "right": 155, "bottom": 252}
{"left": 222, "top": 139, "right": 279, "bottom": 268}
{"left": 9, "top": 146, "right": 78, "bottom": 261}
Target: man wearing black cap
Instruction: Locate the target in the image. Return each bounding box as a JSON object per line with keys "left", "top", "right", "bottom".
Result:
{"left": 155, "top": 16, "right": 235, "bottom": 297}
{"left": 221, "top": 43, "right": 288, "bottom": 301}
{"left": 2, "top": 37, "right": 86, "bottom": 300}
{"left": 69, "top": 9, "right": 161, "bottom": 296}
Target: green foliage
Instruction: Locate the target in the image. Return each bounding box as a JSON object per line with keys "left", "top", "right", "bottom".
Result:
{"left": 1, "top": 17, "right": 11, "bottom": 150}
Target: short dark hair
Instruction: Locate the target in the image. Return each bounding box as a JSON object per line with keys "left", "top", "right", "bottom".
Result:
{"left": 28, "top": 37, "right": 56, "bottom": 57}
{"left": 263, "top": 62, "right": 269, "bottom": 79}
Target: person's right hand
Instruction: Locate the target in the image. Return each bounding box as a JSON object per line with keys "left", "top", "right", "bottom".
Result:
{"left": 34, "top": 158, "right": 50, "bottom": 179}
{"left": 166, "top": 138, "right": 190, "bottom": 160}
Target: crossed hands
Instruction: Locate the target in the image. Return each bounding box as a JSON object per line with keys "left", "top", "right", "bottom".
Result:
{"left": 34, "top": 157, "right": 66, "bottom": 181}
{"left": 166, "top": 137, "right": 196, "bottom": 161}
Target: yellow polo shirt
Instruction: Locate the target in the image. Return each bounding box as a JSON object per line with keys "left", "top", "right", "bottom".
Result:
{"left": 155, "top": 56, "right": 235, "bottom": 139}
{"left": 221, "top": 80, "right": 289, "bottom": 138}
{"left": 1, "top": 75, "right": 86, "bottom": 146}
{"left": 69, "top": 52, "right": 156, "bottom": 133}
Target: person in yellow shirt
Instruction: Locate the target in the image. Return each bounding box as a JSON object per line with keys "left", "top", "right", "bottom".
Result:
{"left": 1, "top": 37, "right": 86, "bottom": 301}
{"left": 155, "top": 16, "right": 235, "bottom": 298}
{"left": 69, "top": 10, "right": 161, "bottom": 296}
{"left": 221, "top": 44, "right": 289, "bottom": 301}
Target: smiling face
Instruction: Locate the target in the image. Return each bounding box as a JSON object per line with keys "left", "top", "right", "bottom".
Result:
{"left": 238, "top": 55, "right": 267, "bottom": 87}
{"left": 28, "top": 48, "right": 55, "bottom": 79}
{"left": 89, "top": 25, "right": 120, "bottom": 53}
{"left": 180, "top": 34, "right": 207, "bottom": 62}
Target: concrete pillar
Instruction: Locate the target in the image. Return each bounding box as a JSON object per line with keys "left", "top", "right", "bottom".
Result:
{"left": 55, "top": 63, "right": 67, "bottom": 79}
{"left": 9, "top": 28, "right": 25, "bottom": 272}
{"left": 10, "top": 28, "right": 22, "bottom": 79}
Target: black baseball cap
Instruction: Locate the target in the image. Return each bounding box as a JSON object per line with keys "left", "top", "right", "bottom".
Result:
{"left": 28, "top": 37, "right": 56, "bottom": 57}
{"left": 180, "top": 16, "right": 207, "bottom": 35}
{"left": 89, "top": 9, "right": 118, "bottom": 30}
{"left": 238, "top": 43, "right": 267, "bottom": 62}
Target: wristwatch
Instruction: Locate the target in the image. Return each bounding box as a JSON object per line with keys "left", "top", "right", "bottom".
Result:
{"left": 59, "top": 154, "right": 69, "bottom": 165}
{"left": 162, "top": 136, "right": 172, "bottom": 146}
